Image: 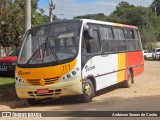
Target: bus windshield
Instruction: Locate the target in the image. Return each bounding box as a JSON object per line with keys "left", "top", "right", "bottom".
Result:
{"left": 18, "top": 22, "right": 82, "bottom": 65}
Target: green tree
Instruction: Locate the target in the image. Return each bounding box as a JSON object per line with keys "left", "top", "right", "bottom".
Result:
{"left": 74, "top": 13, "right": 108, "bottom": 21}
{"left": 0, "top": 0, "right": 48, "bottom": 47}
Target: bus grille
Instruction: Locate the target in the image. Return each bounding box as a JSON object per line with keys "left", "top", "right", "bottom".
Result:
{"left": 27, "top": 77, "right": 60, "bottom": 86}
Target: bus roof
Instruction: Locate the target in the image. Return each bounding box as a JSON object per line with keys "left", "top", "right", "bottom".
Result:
{"left": 29, "top": 19, "right": 138, "bottom": 31}
{"left": 81, "top": 19, "right": 138, "bottom": 29}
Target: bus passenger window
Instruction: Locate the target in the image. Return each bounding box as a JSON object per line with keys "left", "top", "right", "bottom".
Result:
{"left": 113, "top": 28, "right": 127, "bottom": 52}
{"left": 125, "top": 29, "right": 139, "bottom": 51}
{"left": 99, "top": 27, "right": 116, "bottom": 53}
{"left": 135, "top": 30, "right": 142, "bottom": 50}
{"left": 83, "top": 29, "right": 101, "bottom": 54}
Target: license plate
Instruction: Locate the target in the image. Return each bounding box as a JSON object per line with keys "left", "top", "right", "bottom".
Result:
{"left": 0, "top": 65, "right": 7, "bottom": 71}
{"left": 37, "top": 88, "right": 49, "bottom": 94}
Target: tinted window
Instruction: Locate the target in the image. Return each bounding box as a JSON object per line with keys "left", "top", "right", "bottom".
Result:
{"left": 84, "top": 29, "right": 101, "bottom": 54}
{"left": 99, "top": 27, "right": 116, "bottom": 53}
{"left": 102, "top": 40, "right": 116, "bottom": 53}
{"left": 125, "top": 29, "right": 134, "bottom": 39}
{"left": 117, "top": 40, "right": 127, "bottom": 52}
{"left": 137, "top": 40, "right": 142, "bottom": 50}
{"left": 134, "top": 30, "right": 142, "bottom": 50}
{"left": 156, "top": 49, "right": 160, "bottom": 52}
{"left": 128, "top": 40, "right": 137, "bottom": 51}
{"left": 134, "top": 30, "right": 139, "bottom": 39}
{"left": 99, "top": 27, "right": 113, "bottom": 40}
{"left": 113, "top": 28, "right": 126, "bottom": 52}
{"left": 113, "top": 28, "right": 125, "bottom": 40}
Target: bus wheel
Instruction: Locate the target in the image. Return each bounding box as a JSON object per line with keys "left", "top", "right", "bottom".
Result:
{"left": 27, "top": 98, "right": 41, "bottom": 105}
{"left": 80, "top": 79, "right": 95, "bottom": 103}
{"left": 123, "top": 71, "right": 133, "bottom": 88}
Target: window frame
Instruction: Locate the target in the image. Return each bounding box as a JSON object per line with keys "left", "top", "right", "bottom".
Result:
{"left": 83, "top": 23, "right": 102, "bottom": 55}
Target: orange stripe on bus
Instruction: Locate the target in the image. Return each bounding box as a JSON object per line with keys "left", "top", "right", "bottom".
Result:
{"left": 117, "top": 53, "right": 126, "bottom": 83}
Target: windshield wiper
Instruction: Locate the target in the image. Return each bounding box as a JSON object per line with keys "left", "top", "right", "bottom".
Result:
{"left": 26, "top": 42, "right": 60, "bottom": 66}
{"left": 48, "top": 43, "right": 60, "bottom": 62}
{"left": 26, "top": 43, "right": 46, "bottom": 66}
{"left": 42, "top": 43, "right": 59, "bottom": 63}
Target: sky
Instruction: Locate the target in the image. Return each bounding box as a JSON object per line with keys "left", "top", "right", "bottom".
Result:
{"left": 38, "top": 0, "right": 153, "bottom": 19}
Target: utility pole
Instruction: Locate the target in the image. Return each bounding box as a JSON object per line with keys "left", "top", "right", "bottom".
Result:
{"left": 154, "top": 2, "right": 157, "bottom": 16}
{"left": 49, "top": 0, "right": 56, "bottom": 22}
{"left": 24, "top": 0, "right": 31, "bottom": 32}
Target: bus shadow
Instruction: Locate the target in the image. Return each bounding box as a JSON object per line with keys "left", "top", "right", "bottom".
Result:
{"left": 95, "top": 83, "right": 121, "bottom": 97}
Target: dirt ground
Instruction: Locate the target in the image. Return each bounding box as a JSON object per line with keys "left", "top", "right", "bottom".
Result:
{"left": 0, "top": 61, "right": 160, "bottom": 119}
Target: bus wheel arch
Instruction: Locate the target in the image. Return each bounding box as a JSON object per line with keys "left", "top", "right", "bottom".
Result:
{"left": 122, "top": 67, "right": 134, "bottom": 88}
{"left": 87, "top": 75, "right": 96, "bottom": 94}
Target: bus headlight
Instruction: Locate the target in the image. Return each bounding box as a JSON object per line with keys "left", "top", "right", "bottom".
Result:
{"left": 72, "top": 71, "right": 76, "bottom": 75}
{"left": 67, "top": 74, "right": 71, "bottom": 79}
{"left": 62, "top": 67, "right": 80, "bottom": 80}
{"left": 16, "top": 76, "right": 26, "bottom": 85}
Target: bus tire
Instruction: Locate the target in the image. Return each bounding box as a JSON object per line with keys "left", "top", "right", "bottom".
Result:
{"left": 27, "top": 98, "right": 41, "bottom": 105}
{"left": 156, "top": 55, "right": 159, "bottom": 60}
{"left": 80, "top": 79, "right": 95, "bottom": 103}
{"left": 123, "top": 70, "right": 133, "bottom": 88}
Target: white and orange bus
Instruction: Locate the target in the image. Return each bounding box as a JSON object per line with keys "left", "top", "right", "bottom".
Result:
{"left": 15, "top": 19, "right": 144, "bottom": 105}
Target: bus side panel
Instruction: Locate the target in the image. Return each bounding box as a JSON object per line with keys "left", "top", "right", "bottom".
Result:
{"left": 117, "top": 53, "right": 126, "bottom": 83}
{"left": 126, "top": 51, "right": 144, "bottom": 76}
{"left": 82, "top": 54, "right": 118, "bottom": 91}
{"left": 134, "top": 51, "right": 144, "bottom": 76}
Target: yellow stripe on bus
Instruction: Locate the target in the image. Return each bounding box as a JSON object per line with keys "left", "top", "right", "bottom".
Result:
{"left": 117, "top": 53, "right": 126, "bottom": 83}
{"left": 115, "top": 23, "right": 123, "bottom": 27}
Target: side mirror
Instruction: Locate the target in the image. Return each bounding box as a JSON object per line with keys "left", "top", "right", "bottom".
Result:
{"left": 83, "top": 28, "right": 94, "bottom": 39}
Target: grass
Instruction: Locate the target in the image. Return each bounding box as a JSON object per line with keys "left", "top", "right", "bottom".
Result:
{"left": 0, "top": 77, "right": 18, "bottom": 101}
{"left": 0, "top": 77, "right": 15, "bottom": 85}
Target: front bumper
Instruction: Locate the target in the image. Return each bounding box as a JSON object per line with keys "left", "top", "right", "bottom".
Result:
{"left": 15, "top": 76, "right": 83, "bottom": 99}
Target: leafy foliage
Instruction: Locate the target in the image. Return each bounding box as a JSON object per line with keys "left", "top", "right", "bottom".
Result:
{"left": 150, "top": 0, "right": 160, "bottom": 16}
{"left": 0, "top": 0, "right": 48, "bottom": 47}
{"left": 75, "top": 13, "right": 107, "bottom": 21}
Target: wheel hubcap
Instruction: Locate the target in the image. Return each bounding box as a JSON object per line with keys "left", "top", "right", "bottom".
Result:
{"left": 85, "top": 84, "right": 92, "bottom": 96}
